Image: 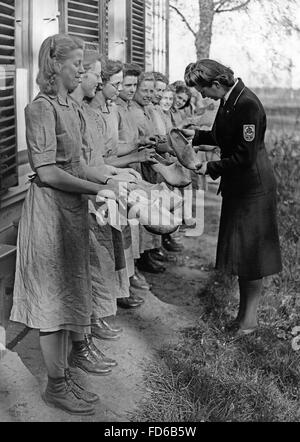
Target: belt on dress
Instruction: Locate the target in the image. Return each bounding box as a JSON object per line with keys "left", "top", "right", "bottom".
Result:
{"left": 28, "top": 173, "right": 51, "bottom": 189}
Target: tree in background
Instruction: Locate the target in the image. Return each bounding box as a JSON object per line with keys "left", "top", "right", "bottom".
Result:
{"left": 170, "top": 0, "right": 300, "bottom": 59}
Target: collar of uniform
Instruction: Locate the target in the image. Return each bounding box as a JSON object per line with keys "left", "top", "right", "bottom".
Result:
{"left": 47, "top": 93, "right": 71, "bottom": 107}
{"left": 223, "top": 79, "right": 239, "bottom": 103}
{"left": 132, "top": 100, "right": 147, "bottom": 114}
{"left": 68, "top": 94, "right": 83, "bottom": 109}
{"left": 116, "top": 97, "right": 131, "bottom": 109}
{"left": 98, "top": 101, "right": 110, "bottom": 114}
{"left": 223, "top": 78, "right": 246, "bottom": 109}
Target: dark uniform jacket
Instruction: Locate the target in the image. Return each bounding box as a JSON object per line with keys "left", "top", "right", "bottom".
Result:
{"left": 193, "top": 79, "right": 277, "bottom": 198}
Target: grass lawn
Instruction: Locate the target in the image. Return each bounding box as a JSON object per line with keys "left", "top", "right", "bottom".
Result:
{"left": 133, "top": 114, "right": 300, "bottom": 422}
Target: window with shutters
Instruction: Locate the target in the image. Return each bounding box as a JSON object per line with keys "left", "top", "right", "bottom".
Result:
{"left": 59, "top": 0, "right": 109, "bottom": 54}
{"left": 126, "top": 0, "right": 145, "bottom": 70}
{"left": 0, "top": 0, "right": 18, "bottom": 196}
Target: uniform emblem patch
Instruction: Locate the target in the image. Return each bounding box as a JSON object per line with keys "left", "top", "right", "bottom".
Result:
{"left": 243, "top": 125, "right": 255, "bottom": 142}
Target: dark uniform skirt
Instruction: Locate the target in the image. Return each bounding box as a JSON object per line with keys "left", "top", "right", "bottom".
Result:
{"left": 216, "top": 192, "right": 282, "bottom": 280}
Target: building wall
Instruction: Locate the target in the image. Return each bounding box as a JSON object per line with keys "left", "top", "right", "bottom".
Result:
{"left": 0, "top": 0, "right": 169, "bottom": 328}
{"left": 0, "top": 0, "right": 170, "bottom": 225}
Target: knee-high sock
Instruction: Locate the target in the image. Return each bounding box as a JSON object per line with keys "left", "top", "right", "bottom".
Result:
{"left": 39, "top": 331, "right": 67, "bottom": 378}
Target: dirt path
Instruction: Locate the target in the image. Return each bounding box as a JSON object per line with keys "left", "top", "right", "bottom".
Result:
{"left": 0, "top": 185, "right": 221, "bottom": 422}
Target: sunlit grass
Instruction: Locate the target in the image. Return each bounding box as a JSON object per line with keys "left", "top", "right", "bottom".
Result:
{"left": 133, "top": 129, "right": 300, "bottom": 422}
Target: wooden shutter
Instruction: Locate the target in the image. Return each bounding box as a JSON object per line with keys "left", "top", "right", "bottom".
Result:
{"left": 127, "top": 0, "right": 145, "bottom": 70}
{"left": 0, "top": 0, "right": 18, "bottom": 195}
{"left": 59, "top": 0, "right": 109, "bottom": 54}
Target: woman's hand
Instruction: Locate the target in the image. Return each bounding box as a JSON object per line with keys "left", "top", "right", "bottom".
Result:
{"left": 196, "top": 162, "right": 208, "bottom": 175}
{"left": 110, "top": 173, "right": 138, "bottom": 184}
{"left": 139, "top": 136, "right": 157, "bottom": 147}
{"left": 177, "top": 118, "right": 202, "bottom": 132}
{"left": 194, "top": 145, "right": 218, "bottom": 153}
{"left": 136, "top": 148, "right": 159, "bottom": 164}
{"left": 119, "top": 168, "right": 142, "bottom": 181}
{"left": 98, "top": 178, "right": 130, "bottom": 203}
{"left": 104, "top": 165, "right": 119, "bottom": 176}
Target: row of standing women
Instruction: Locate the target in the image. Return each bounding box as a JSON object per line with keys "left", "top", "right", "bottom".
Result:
{"left": 10, "top": 34, "right": 282, "bottom": 416}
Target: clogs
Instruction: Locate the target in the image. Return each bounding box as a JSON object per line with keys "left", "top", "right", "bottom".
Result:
{"left": 168, "top": 128, "right": 199, "bottom": 171}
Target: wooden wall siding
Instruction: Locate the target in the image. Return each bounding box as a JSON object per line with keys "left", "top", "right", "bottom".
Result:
{"left": 0, "top": 0, "right": 18, "bottom": 195}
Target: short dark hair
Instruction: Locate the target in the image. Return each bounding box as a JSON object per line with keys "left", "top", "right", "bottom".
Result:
{"left": 152, "top": 71, "right": 169, "bottom": 86}
{"left": 123, "top": 63, "right": 142, "bottom": 78}
{"left": 101, "top": 58, "right": 123, "bottom": 83}
{"left": 171, "top": 80, "right": 185, "bottom": 89}
{"left": 137, "top": 72, "right": 155, "bottom": 87}
{"left": 185, "top": 59, "right": 235, "bottom": 88}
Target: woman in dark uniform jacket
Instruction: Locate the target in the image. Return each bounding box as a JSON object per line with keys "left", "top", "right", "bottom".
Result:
{"left": 184, "top": 59, "right": 282, "bottom": 335}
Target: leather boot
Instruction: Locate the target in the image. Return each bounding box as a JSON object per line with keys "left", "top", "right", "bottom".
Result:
{"left": 162, "top": 234, "right": 183, "bottom": 252}
{"left": 149, "top": 248, "right": 166, "bottom": 262}
{"left": 85, "top": 335, "right": 118, "bottom": 368}
{"left": 130, "top": 275, "right": 150, "bottom": 290}
{"left": 101, "top": 317, "right": 123, "bottom": 334}
{"left": 42, "top": 376, "right": 95, "bottom": 416}
{"left": 117, "top": 292, "right": 144, "bottom": 309}
{"left": 135, "top": 267, "right": 149, "bottom": 284}
{"left": 91, "top": 318, "right": 121, "bottom": 341}
{"left": 65, "top": 368, "right": 99, "bottom": 404}
{"left": 69, "top": 341, "right": 113, "bottom": 376}
{"left": 137, "top": 251, "right": 166, "bottom": 274}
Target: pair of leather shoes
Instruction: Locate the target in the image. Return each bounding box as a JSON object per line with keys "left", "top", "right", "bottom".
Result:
{"left": 137, "top": 251, "right": 166, "bottom": 274}
{"left": 168, "top": 128, "right": 199, "bottom": 170}
{"left": 117, "top": 292, "right": 145, "bottom": 309}
{"left": 162, "top": 234, "right": 183, "bottom": 252}
{"left": 91, "top": 318, "right": 121, "bottom": 341}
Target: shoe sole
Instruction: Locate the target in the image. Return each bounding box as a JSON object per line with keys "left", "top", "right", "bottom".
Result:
{"left": 117, "top": 304, "right": 143, "bottom": 309}
{"left": 42, "top": 394, "right": 95, "bottom": 416}
{"left": 69, "top": 361, "right": 113, "bottom": 377}
{"left": 101, "top": 361, "right": 118, "bottom": 368}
